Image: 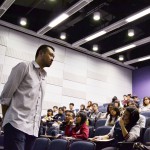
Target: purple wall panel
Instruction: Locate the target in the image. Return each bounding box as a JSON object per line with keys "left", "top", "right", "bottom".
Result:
{"left": 132, "top": 66, "right": 150, "bottom": 99}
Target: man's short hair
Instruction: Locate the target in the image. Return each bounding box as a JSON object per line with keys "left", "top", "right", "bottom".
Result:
{"left": 35, "top": 45, "right": 55, "bottom": 59}
{"left": 53, "top": 106, "right": 58, "bottom": 109}
{"left": 69, "top": 103, "right": 74, "bottom": 106}
{"left": 65, "top": 110, "right": 75, "bottom": 118}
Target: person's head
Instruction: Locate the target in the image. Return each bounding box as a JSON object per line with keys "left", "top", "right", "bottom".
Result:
{"left": 87, "top": 101, "right": 92, "bottom": 107}
{"left": 63, "top": 106, "right": 66, "bottom": 112}
{"left": 127, "top": 94, "right": 132, "bottom": 100}
{"left": 47, "top": 109, "right": 53, "bottom": 116}
{"left": 35, "top": 45, "right": 55, "bottom": 68}
{"left": 107, "top": 103, "right": 114, "bottom": 114}
{"left": 92, "top": 103, "right": 99, "bottom": 112}
{"left": 110, "top": 107, "right": 120, "bottom": 117}
{"left": 53, "top": 106, "right": 58, "bottom": 112}
{"left": 123, "top": 95, "right": 127, "bottom": 100}
{"left": 133, "top": 96, "right": 138, "bottom": 102}
{"left": 122, "top": 107, "right": 139, "bottom": 126}
{"left": 65, "top": 110, "right": 75, "bottom": 123}
{"left": 143, "top": 96, "right": 150, "bottom": 106}
{"left": 127, "top": 100, "right": 134, "bottom": 107}
{"left": 69, "top": 103, "right": 74, "bottom": 110}
{"left": 112, "top": 96, "right": 118, "bottom": 103}
{"left": 113, "top": 101, "right": 120, "bottom": 108}
{"left": 58, "top": 107, "right": 64, "bottom": 114}
{"left": 76, "top": 111, "right": 87, "bottom": 125}
{"left": 80, "top": 104, "right": 85, "bottom": 111}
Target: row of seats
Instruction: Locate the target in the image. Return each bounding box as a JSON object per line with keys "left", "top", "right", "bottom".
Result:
{"left": 32, "top": 138, "right": 96, "bottom": 150}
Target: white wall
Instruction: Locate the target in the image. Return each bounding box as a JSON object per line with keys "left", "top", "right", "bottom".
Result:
{"left": 0, "top": 26, "right": 132, "bottom": 115}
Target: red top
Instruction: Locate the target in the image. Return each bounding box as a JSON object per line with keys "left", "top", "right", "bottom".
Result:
{"left": 65, "top": 123, "right": 89, "bottom": 140}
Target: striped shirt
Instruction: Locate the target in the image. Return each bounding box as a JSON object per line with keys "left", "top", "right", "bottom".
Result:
{"left": 0, "top": 61, "right": 47, "bottom": 137}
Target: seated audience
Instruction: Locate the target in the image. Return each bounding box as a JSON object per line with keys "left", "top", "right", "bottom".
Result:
{"left": 86, "top": 101, "right": 93, "bottom": 112}
{"left": 140, "top": 96, "right": 150, "bottom": 112}
{"left": 102, "top": 103, "right": 114, "bottom": 119}
{"left": 53, "top": 107, "right": 65, "bottom": 122}
{"left": 80, "top": 104, "right": 86, "bottom": 111}
{"left": 105, "top": 107, "right": 120, "bottom": 126}
{"left": 91, "top": 107, "right": 140, "bottom": 148}
{"left": 69, "top": 103, "right": 77, "bottom": 115}
{"left": 89, "top": 103, "right": 102, "bottom": 121}
{"left": 53, "top": 106, "right": 58, "bottom": 116}
{"left": 70, "top": 111, "right": 89, "bottom": 140}
{"left": 60, "top": 110, "right": 75, "bottom": 132}
{"left": 42, "top": 109, "right": 53, "bottom": 123}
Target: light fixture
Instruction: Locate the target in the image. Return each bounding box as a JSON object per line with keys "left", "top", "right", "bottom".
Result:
{"left": 93, "top": 12, "right": 100, "bottom": 21}
{"left": 115, "top": 44, "right": 136, "bottom": 53}
{"left": 20, "top": 17, "right": 27, "bottom": 26}
{"left": 48, "top": 13, "right": 69, "bottom": 28}
{"left": 92, "top": 44, "right": 99, "bottom": 51}
{"left": 138, "top": 55, "right": 150, "bottom": 62}
{"left": 119, "top": 55, "right": 124, "bottom": 61}
{"left": 60, "top": 32, "right": 66, "bottom": 40}
{"left": 85, "top": 30, "right": 106, "bottom": 41}
{"left": 128, "top": 29, "right": 134, "bottom": 37}
{"left": 125, "top": 7, "right": 150, "bottom": 22}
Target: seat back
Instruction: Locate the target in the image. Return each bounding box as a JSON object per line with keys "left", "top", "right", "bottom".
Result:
{"left": 141, "top": 112, "right": 150, "bottom": 118}
{"left": 95, "top": 119, "right": 107, "bottom": 129}
{"left": 32, "top": 137, "right": 50, "bottom": 150}
{"left": 48, "top": 139, "right": 68, "bottom": 150}
{"left": 69, "top": 141, "right": 96, "bottom": 150}
{"left": 143, "top": 127, "right": 150, "bottom": 145}
{"left": 89, "top": 126, "right": 94, "bottom": 138}
{"left": 94, "top": 126, "right": 112, "bottom": 136}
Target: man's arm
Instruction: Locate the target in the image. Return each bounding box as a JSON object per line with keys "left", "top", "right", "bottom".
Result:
{"left": 0, "top": 62, "right": 28, "bottom": 106}
{"left": 1, "top": 104, "right": 9, "bottom": 118}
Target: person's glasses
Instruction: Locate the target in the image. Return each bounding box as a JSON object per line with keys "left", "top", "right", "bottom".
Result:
{"left": 76, "top": 115, "right": 80, "bottom": 117}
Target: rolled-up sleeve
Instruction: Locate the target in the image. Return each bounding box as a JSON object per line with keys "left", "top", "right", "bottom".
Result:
{"left": 126, "top": 125, "right": 140, "bottom": 142}
{"left": 0, "top": 62, "right": 27, "bottom": 105}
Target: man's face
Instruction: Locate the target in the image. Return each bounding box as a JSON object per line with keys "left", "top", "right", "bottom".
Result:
{"left": 42, "top": 47, "right": 55, "bottom": 67}
{"left": 92, "top": 104, "right": 98, "bottom": 111}
{"left": 65, "top": 112, "right": 73, "bottom": 123}
{"left": 69, "top": 104, "right": 73, "bottom": 110}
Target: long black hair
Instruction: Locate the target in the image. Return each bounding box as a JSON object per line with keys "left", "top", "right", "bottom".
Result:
{"left": 126, "top": 107, "right": 139, "bottom": 128}
{"left": 76, "top": 111, "right": 87, "bottom": 126}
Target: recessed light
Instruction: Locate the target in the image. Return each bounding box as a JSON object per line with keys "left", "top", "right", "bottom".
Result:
{"left": 92, "top": 44, "right": 99, "bottom": 51}
{"left": 93, "top": 12, "right": 100, "bottom": 21}
{"left": 128, "top": 29, "right": 134, "bottom": 37}
{"left": 60, "top": 32, "right": 66, "bottom": 40}
{"left": 20, "top": 17, "right": 27, "bottom": 26}
{"left": 119, "top": 55, "right": 124, "bottom": 61}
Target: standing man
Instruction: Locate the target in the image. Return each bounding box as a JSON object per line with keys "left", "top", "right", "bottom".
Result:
{"left": 0, "top": 45, "right": 55, "bottom": 150}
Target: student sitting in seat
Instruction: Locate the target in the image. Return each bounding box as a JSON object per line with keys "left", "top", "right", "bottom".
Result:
{"left": 90, "top": 107, "right": 140, "bottom": 148}
{"left": 105, "top": 107, "right": 120, "bottom": 127}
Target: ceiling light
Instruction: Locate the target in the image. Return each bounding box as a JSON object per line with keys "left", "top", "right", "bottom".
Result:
{"left": 48, "top": 13, "right": 69, "bottom": 28}
{"left": 125, "top": 7, "right": 150, "bottom": 22}
{"left": 20, "top": 18, "right": 27, "bottom": 26}
{"left": 93, "top": 12, "right": 100, "bottom": 21}
{"left": 92, "top": 44, "right": 99, "bottom": 51}
{"left": 128, "top": 29, "right": 134, "bottom": 37}
{"left": 119, "top": 55, "right": 124, "bottom": 61}
{"left": 115, "top": 44, "right": 136, "bottom": 53}
{"left": 138, "top": 55, "right": 150, "bottom": 62}
{"left": 85, "top": 30, "right": 106, "bottom": 41}
{"left": 60, "top": 32, "right": 66, "bottom": 40}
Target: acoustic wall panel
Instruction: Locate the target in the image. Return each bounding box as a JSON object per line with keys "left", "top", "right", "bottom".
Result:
{"left": 61, "top": 96, "right": 86, "bottom": 110}
{"left": 0, "top": 36, "right": 7, "bottom": 46}
{"left": 63, "top": 87, "right": 86, "bottom": 99}
{"left": 63, "top": 71, "right": 86, "bottom": 84}
{"left": 0, "top": 45, "right": 6, "bottom": 56}
{"left": 6, "top": 47, "right": 34, "bottom": 61}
